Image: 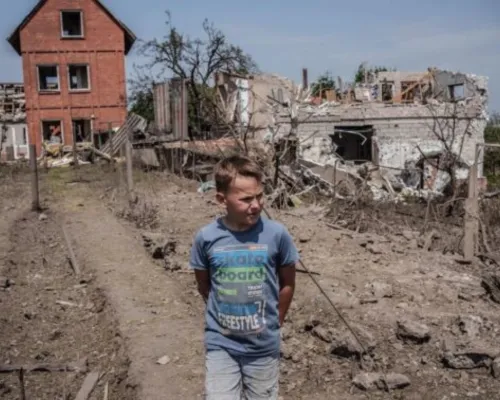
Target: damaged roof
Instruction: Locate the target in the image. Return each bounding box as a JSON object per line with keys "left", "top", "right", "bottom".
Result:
{"left": 7, "top": 0, "right": 136, "bottom": 55}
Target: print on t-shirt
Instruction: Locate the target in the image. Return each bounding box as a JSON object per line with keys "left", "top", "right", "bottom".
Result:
{"left": 212, "top": 243, "right": 269, "bottom": 335}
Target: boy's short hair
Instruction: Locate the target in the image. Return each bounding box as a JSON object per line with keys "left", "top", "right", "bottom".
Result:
{"left": 214, "top": 155, "right": 263, "bottom": 193}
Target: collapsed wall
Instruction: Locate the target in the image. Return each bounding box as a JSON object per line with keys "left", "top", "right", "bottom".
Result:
{"left": 276, "top": 69, "right": 488, "bottom": 197}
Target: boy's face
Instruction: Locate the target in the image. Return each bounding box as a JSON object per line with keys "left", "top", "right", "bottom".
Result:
{"left": 216, "top": 175, "right": 264, "bottom": 229}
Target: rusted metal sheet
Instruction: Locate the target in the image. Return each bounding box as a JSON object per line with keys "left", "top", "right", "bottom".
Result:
{"left": 153, "top": 82, "right": 171, "bottom": 133}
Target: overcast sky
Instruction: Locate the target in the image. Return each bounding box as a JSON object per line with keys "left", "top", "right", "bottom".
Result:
{"left": 1, "top": 0, "right": 499, "bottom": 110}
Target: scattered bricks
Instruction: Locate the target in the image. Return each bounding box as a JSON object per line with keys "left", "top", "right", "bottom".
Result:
{"left": 396, "top": 320, "right": 431, "bottom": 344}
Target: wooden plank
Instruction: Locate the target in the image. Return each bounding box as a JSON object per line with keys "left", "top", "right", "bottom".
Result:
{"left": 62, "top": 224, "right": 81, "bottom": 275}
{"left": 74, "top": 371, "right": 100, "bottom": 400}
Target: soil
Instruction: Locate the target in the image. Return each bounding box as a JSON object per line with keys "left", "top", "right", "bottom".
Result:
{"left": 1, "top": 163, "right": 500, "bottom": 399}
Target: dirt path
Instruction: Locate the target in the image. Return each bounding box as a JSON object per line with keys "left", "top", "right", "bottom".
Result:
{"left": 60, "top": 197, "right": 205, "bottom": 399}
{"left": 4, "top": 165, "right": 500, "bottom": 399}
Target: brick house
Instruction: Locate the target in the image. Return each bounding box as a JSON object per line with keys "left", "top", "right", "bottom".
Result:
{"left": 7, "top": 0, "right": 136, "bottom": 153}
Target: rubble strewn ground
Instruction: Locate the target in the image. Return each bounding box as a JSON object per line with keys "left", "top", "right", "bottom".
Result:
{"left": 1, "top": 164, "right": 500, "bottom": 399}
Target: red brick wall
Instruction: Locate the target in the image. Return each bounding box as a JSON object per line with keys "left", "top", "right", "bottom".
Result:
{"left": 20, "top": 0, "right": 129, "bottom": 152}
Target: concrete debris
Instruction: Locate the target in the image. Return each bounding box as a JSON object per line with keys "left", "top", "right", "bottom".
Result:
{"left": 0, "top": 276, "right": 14, "bottom": 289}
{"left": 312, "top": 326, "right": 332, "bottom": 343}
{"left": 142, "top": 232, "right": 175, "bottom": 259}
{"left": 396, "top": 320, "right": 431, "bottom": 344}
{"left": 330, "top": 327, "right": 376, "bottom": 359}
{"left": 352, "top": 372, "right": 411, "bottom": 391}
{"left": 156, "top": 355, "right": 171, "bottom": 365}
{"left": 492, "top": 357, "right": 500, "bottom": 379}
{"left": 443, "top": 348, "right": 498, "bottom": 369}
{"left": 481, "top": 274, "right": 500, "bottom": 304}
{"left": 142, "top": 232, "right": 180, "bottom": 271}
{"left": 458, "top": 315, "right": 483, "bottom": 340}
{"left": 369, "top": 281, "right": 393, "bottom": 299}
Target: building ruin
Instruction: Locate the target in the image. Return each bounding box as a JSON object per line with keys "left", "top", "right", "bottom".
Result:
{"left": 274, "top": 68, "right": 488, "bottom": 199}
{"left": 0, "top": 82, "right": 28, "bottom": 161}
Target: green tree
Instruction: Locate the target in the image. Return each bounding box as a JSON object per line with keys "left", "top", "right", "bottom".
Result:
{"left": 129, "top": 89, "right": 154, "bottom": 122}
{"left": 354, "top": 63, "right": 392, "bottom": 84}
{"left": 131, "top": 11, "right": 258, "bottom": 138}
{"left": 310, "top": 71, "right": 336, "bottom": 98}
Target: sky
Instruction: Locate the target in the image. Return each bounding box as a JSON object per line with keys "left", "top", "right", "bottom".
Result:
{"left": 1, "top": 0, "right": 500, "bottom": 110}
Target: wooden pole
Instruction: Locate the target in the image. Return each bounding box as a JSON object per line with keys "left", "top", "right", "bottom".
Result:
{"left": 72, "top": 122, "right": 79, "bottom": 168}
{"left": 107, "top": 122, "right": 113, "bottom": 157}
{"left": 126, "top": 140, "right": 134, "bottom": 200}
{"left": 19, "top": 368, "right": 26, "bottom": 400}
{"left": 192, "top": 152, "right": 196, "bottom": 180}
{"left": 463, "top": 144, "right": 479, "bottom": 260}
{"left": 29, "top": 144, "right": 40, "bottom": 211}
{"left": 118, "top": 144, "right": 125, "bottom": 188}
{"left": 463, "top": 143, "right": 500, "bottom": 259}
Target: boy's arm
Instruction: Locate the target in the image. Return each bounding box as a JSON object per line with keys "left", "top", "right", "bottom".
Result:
{"left": 277, "top": 226, "right": 299, "bottom": 326}
{"left": 194, "top": 269, "right": 210, "bottom": 303}
{"left": 278, "top": 263, "right": 296, "bottom": 326}
{"left": 190, "top": 230, "right": 210, "bottom": 303}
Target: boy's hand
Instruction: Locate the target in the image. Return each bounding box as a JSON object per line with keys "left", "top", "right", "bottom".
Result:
{"left": 278, "top": 264, "right": 296, "bottom": 326}
{"left": 194, "top": 269, "right": 210, "bottom": 303}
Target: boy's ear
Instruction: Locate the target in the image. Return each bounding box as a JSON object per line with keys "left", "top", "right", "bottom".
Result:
{"left": 215, "top": 191, "right": 226, "bottom": 207}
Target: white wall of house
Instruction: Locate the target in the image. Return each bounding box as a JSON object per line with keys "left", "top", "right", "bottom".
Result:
{"left": 1, "top": 122, "right": 29, "bottom": 160}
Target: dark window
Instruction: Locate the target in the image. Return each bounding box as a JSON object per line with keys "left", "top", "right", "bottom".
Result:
{"left": 38, "top": 66, "right": 59, "bottom": 91}
{"left": 42, "top": 121, "right": 63, "bottom": 143}
{"left": 331, "top": 125, "right": 374, "bottom": 163}
{"left": 68, "top": 65, "right": 90, "bottom": 90}
{"left": 72, "top": 120, "right": 91, "bottom": 142}
{"left": 61, "top": 11, "right": 83, "bottom": 37}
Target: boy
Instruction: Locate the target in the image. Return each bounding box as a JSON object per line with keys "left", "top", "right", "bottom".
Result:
{"left": 190, "top": 155, "right": 299, "bottom": 399}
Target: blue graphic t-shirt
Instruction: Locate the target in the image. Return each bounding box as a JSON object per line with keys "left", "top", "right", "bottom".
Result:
{"left": 190, "top": 217, "right": 299, "bottom": 357}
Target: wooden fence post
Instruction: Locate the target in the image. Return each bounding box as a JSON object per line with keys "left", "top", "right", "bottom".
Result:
{"left": 463, "top": 144, "right": 480, "bottom": 260}
{"left": 108, "top": 122, "right": 114, "bottom": 156}
{"left": 29, "top": 144, "right": 40, "bottom": 211}
{"left": 125, "top": 140, "right": 134, "bottom": 201}
{"left": 118, "top": 143, "right": 125, "bottom": 188}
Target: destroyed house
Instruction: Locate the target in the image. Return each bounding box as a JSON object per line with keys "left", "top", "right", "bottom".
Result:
{"left": 277, "top": 69, "right": 488, "bottom": 198}
{"left": 0, "top": 83, "right": 28, "bottom": 160}
{"left": 7, "top": 0, "right": 136, "bottom": 154}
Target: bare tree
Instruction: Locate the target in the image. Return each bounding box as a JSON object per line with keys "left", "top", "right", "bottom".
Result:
{"left": 132, "top": 12, "right": 258, "bottom": 138}
{"left": 419, "top": 101, "right": 474, "bottom": 209}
